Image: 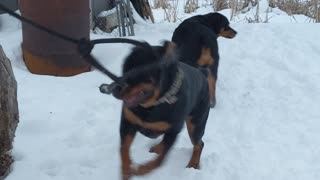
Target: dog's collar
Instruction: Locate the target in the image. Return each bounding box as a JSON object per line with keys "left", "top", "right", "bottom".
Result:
{"left": 154, "top": 67, "right": 184, "bottom": 106}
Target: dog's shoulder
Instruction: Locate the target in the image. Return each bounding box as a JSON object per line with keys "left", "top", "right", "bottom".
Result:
{"left": 177, "top": 62, "right": 209, "bottom": 105}
{"left": 178, "top": 62, "right": 208, "bottom": 91}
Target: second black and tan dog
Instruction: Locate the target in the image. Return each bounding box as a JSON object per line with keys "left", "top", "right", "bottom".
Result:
{"left": 112, "top": 42, "right": 210, "bottom": 180}
{"left": 171, "top": 12, "right": 237, "bottom": 107}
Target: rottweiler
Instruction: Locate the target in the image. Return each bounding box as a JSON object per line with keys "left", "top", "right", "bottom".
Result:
{"left": 112, "top": 42, "right": 210, "bottom": 180}
{"left": 171, "top": 12, "right": 237, "bottom": 108}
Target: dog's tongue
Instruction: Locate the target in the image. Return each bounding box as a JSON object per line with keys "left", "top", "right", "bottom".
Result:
{"left": 123, "top": 91, "right": 144, "bottom": 107}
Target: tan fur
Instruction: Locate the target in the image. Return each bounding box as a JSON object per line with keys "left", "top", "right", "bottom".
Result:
{"left": 197, "top": 47, "right": 214, "bottom": 66}
{"left": 120, "top": 134, "right": 135, "bottom": 180}
{"left": 219, "top": 29, "right": 236, "bottom": 38}
{"left": 186, "top": 143, "right": 203, "bottom": 169}
{"left": 123, "top": 107, "right": 171, "bottom": 132}
{"left": 207, "top": 69, "right": 216, "bottom": 106}
{"left": 186, "top": 117, "right": 204, "bottom": 169}
{"left": 140, "top": 88, "right": 161, "bottom": 108}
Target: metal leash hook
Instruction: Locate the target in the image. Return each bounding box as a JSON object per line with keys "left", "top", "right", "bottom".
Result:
{"left": 99, "top": 82, "right": 120, "bottom": 94}
{"left": 76, "top": 39, "right": 123, "bottom": 96}
{"left": 77, "top": 38, "right": 94, "bottom": 57}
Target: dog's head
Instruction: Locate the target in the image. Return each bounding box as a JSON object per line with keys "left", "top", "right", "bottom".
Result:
{"left": 207, "top": 12, "right": 237, "bottom": 39}
{"left": 113, "top": 42, "right": 177, "bottom": 108}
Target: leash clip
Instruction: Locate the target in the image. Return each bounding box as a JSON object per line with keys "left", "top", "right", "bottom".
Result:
{"left": 99, "top": 82, "right": 119, "bottom": 94}
{"left": 78, "top": 38, "right": 94, "bottom": 57}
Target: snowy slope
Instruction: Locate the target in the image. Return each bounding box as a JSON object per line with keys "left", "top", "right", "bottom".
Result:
{"left": 1, "top": 4, "right": 320, "bottom": 180}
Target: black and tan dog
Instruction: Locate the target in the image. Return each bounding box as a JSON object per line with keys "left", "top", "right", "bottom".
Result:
{"left": 171, "top": 12, "right": 237, "bottom": 107}
{"left": 112, "top": 42, "right": 210, "bottom": 180}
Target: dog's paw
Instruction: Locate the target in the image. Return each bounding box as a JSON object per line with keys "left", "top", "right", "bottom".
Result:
{"left": 132, "top": 159, "right": 161, "bottom": 176}
{"left": 121, "top": 164, "right": 133, "bottom": 180}
{"left": 132, "top": 163, "right": 153, "bottom": 175}
{"left": 121, "top": 171, "right": 132, "bottom": 180}
{"left": 210, "top": 100, "right": 216, "bottom": 108}
{"left": 121, "top": 174, "right": 131, "bottom": 180}
{"left": 186, "top": 161, "right": 200, "bottom": 169}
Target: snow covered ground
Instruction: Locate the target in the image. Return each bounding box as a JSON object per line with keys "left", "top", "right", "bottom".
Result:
{"left": 1, "top": 2, "right": 320, "bottom": 180}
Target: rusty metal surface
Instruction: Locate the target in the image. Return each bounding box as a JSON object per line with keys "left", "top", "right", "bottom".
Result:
{"left": 20, "top": 0, "right": 90, "bottom": 68}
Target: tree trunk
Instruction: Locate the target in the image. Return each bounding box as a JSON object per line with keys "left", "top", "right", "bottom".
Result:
{"left": 130, "top": 0, "right": 155, "bottom": 23}
{"left": 315, "top": 0, "right": 319, "bottom": 22}
{"left": 0, "top": 45, "right": 19, "bottom": 180}
{"left": 214, "top": 0, "right": 228, "bottom": 11}
{"left": 255, "top": 0, "right": 260, "bottom": 22}
{"left": 154, "top": 0, "right": 162, "bottom": 8}
{"left": 230, "top": 0, "right": 238, "bottom": 21}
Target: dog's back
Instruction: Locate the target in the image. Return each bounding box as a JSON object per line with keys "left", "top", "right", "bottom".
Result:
{"left": 172, "top": 13, "right": 234, "bottom": 66}
{"left": 171, "top": 13, "right": 237, "bottom": 108}
{"left": 172, "top": 16, "right": 219, "bottom": 68}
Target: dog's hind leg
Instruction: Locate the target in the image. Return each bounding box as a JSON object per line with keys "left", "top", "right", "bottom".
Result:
{"left": 186, "top": 105, "right": 209, "bottom": 169}
{"left": 207, "top": 69, "right": 217, "bottom": 108}
{"left": 186, "top": 117, "right": 204, "bottom": 169}
{"left": 187, "top": 142, "right": 204, "bottom": 169}
{"left": 197, "top": 47, "right": 217, "bottom": 108}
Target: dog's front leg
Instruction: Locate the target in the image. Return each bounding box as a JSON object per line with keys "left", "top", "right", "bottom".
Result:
{"left": 120, "top": 132, "right": 136, "bottom": 180}
{"left": 120, "top": 112, "right": 137, "bottom": 180}
{"left": 133, "top": 132, "right": 178, "bottom": 176}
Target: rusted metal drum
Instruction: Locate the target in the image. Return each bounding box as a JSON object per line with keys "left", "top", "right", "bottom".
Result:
{"left": 20, "top": 0, "right": 91, "bottom": 76}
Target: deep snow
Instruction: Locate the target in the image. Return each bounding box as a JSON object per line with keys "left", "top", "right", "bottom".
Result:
{"left": 1, "top": 2, "right": 320, "bottom": 180}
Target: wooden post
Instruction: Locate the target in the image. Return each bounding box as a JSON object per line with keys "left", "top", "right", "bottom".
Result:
{"left": 0, "top": 45, "right": 19, "bottom": 180}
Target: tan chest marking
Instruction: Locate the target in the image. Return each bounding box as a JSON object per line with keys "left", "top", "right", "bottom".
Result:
{"left": 123, "top": 107, "right": 171, "bottom": 132}
{"left": 140, "top": 89, "right": 160, "bottom": 108}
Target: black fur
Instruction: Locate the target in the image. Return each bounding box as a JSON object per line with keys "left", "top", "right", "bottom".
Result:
{"left": 172, "top": 12, "right": 237, "bottom": 79}
{"left": 118, "top": 42, "right": 210, "bottom": 177}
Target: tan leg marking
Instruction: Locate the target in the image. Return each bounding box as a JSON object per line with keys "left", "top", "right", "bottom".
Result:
{"left": 186, "top": 142, "right": 204, "bottom": 169}
{"left": 197, "top": 48, "right": 214, "bottom": 67}
{"left": 207, "top": 69, "right": 216, "bottom": 108}
{"left": 140, "top": 88, "right": 160, "bottom": 108}
{"left": 121, "top": 134, "right": 135, "bottom": 180}
{"left": 186, "top": 117, "right": 204, "bottom": 169}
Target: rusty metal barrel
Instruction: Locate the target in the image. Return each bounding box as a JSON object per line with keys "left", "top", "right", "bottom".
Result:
{"left": 20, "top": 0, "right": 91, "bottom": 76}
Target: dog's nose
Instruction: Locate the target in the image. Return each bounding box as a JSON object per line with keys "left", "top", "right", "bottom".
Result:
{"left": 230, "top": 28, "right": 237, "bottom": 35}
